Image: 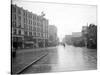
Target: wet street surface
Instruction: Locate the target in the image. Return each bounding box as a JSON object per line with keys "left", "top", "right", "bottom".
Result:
{"left": 21, "top": 45, "right": 97, "bottom": 74}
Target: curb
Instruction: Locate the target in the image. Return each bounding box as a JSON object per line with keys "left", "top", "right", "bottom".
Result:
{"left": 16, "top": 53, "right": 48, "bottom": 74}
{"left": 17, "top": 47, "right": 56, "bottom": 53}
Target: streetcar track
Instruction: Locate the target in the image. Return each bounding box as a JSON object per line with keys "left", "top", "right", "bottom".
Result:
{"left": 16, "top": 53, "right": 48, "bottom": 74}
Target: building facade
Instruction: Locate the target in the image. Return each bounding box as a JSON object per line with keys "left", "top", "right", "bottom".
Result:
{"left": 82, "top": 26, "right": 88, "bottom": 47}
{"left": 11, "top": 4, "right": 48, "bottom": 49}
{"left": 48, "top": 25, "right": 58, "bottom": 46}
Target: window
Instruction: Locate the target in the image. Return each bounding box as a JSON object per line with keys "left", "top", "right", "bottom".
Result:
{"left": 13, "top": 37, "right": 17, "bottom": 41}
{"left": 13, "top": 14, "right": 16, "bottom": 21}
{"left": 30, "top": 32, "right": 32, "bottom": 36}
{"left": 39, "top": 33, "right": 40, "bottom": 37}
{"left": 37, "top": 23, "right": 39, "bottom": 26}
{"left": 24, "top": 31, "right": 28, "bottom": 36}
{"left": 12, "top": 6, "right": 16, "bottom": 13}
{"left": 37, "top": 33, "right": 39, "bottom": 37}
{"left": 41, "top": 28, "right": 43, "bottom": 32}
{"left": 29, "top": 20, "right": 30, "bottom": 24}
{"left": 30, "top": 26, "right": 32, "bottom": 30}
{"left": 41, "top": 33, "right": 43, "bottom": 38}
{"left": 43, "top": 33, "right": 45, "bottom": 38}
{"left": 18, "top": 30, "right": 21, "bottom": 35}
{"left": 28, "top": 14, "right": 30, "bottom": 18}
{"left": 18, "top": 8, "right": 21, "bottom": 14}
{"left": 37, "top": 17, "right": 39, "bottom": 21}
{"left": 30, "top": 14, "right": 32, "bottom": 19}
{"left": 24, "top": 24, "right": 27, "bottom": 29}
{"left": 18, "top": 16, "right": 21, "bottom": 27}
{"left": 24, "top": 18, "right": 25, "bottom": 23}
{"left": 33, "top": 27, "right": 36, "bottom": 31}
{"left": 31, "top": 20, "right": 32, "bottom": 25}
{"left": 29, "top": 32, "right": 32, "bottom": 36}
{"left": 13, "top": 29, "right": 17, "bottom": 35}
{"left": 33, "top": 32, "right": 36, "bottom": 37}
{"left": 33, "top": 15, "right": 36, "bottom": 20}
{"left": 29, "top": 26, "right": 32, "bottom": 31}
{"left": 19, "top": 23, "right": 21, "bottom": 28}
{"left": 23, "top": 11, "right": 25, "bottom": 16}
{"left": 12, "top": 21, "right": 16, "bottom": 27}
{"left": 37, "top": 27, "right": 39, "bottom": 32}
{"left": 21, "top": 30, "right": 24, "bottom": 35}
{"left": 18, "top": 16, "right": 21, "bottom": 20}
{"left": 33, "top": 22, "right": 36, "bottom": 25}
{"left": 33, "top": 16, "right": 35, "bottom": 20}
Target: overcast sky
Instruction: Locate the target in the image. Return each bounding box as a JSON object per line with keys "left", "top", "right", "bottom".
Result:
{"left": 12, "top": 0, "right": 97, "bottom": 41}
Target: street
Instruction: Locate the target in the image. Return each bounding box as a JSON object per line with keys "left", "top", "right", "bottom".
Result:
{"left": 21, "top": 44, "right": 97, "bottom": 74}
{"left": 11, "top": 2, "right": 97, "bottom": 75}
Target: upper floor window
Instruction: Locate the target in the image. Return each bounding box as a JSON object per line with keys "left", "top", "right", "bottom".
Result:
{"left": 18, "top": 30, "right": 21, "bottom": 35}
{"left": 37, "top": 17, "right": 39, "bottom": 21}
{"left": 33, "top": 27, "right": 36, "bottom": 31}
{"left": 33, "top": 32, "right": 36, "bottom": 37}
{"left": 18, "top": 8, "right": 21, "bottom": 14}
{"left": 13, "top": 28, "right": 17, "bottom": 35}
{"left": 12, "top": 14, "right": 16, "bottom": 21}
{"left": 24, "top": 18, "right": 25, "bottom": 23}
{"left": 30, "top": 14, "right": 32, "bottom": 19}
{"left": 12, "top": 21, "right": 16, "bottom": 27}
{"left": 33, "top": 15, "right": 36, "bottom": 20}
{"left": 37, "top": 23, "right": 40, "bottom": 26}
{"left": 33, "top": 21, "right": 36, "bottom": 26}
{"left": 12, "top": 6, "right": 16, "bottom": 13}
{"left": 31, "top": 20, "right": 32, "bottom": 25}
{"left": 18, "top": 16, "right": 21, "bottom": 21}
{"left": 24, "top": 31, "right": 28, "bottom": 36}
{"left": 41, "top": 33, "right": 43, "bottom": 38}
{"left": 29, "top": 20, "right": 30, "bottom": 24}
{"left": 18, "top": 16, "right": 21, "bottom": 27}
{"left": 29, "top": 32, "right": 32, "bottom": 36}
{"left": 23, "top": 11, "right": 25, "bottom": 16}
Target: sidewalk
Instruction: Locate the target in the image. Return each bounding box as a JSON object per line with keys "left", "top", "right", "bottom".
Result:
{"left": 17, "top": 46, "right": 56, "bottom": 53}
{"left": 11, "top": 48, "right": 49, "bottom": 74}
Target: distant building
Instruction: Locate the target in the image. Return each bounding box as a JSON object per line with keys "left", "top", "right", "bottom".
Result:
{"left": 63, "top": 31, "right": 85, "bottom": 46}
{"left": 82, "top": 26, "right": 88, "bottom": 36}
{"left": 48, "top": 25, "right": 58, "bottom": 46}
{"left": 72, "top": 32, "right": 82, "bottom": 37}
{"left": 11, "top": 4, "right": 49, "bottom": 49}
{"left": 63, "top": 35, "right": 73, "bottom": 45}
{"left": 81, "top": 26, "right": 89, "bottom": 47}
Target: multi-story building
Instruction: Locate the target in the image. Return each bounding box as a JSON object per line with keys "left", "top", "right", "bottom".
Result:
{"left": 48, "top": 25, "right": 58, "bottom": 46}
{"left": 82, "top": 26, "right": 88, "bottom": 47}
{"left": 63, "top": 32, "right": 84, "bottom": 46}
{"left": 11, "top": 4, "right": 48, "bottom": 49}
{"left": 72, "top": 32, "right": 82, "bottom": 37}
{"left": 62, "top": 35, "right": 73, "bottom": 45}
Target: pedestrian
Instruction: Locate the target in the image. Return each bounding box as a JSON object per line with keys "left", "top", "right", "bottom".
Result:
{"left": 63, "top": 43, "right": 65, "bottom": 47}
{"left": 12, "top": 42, "right": 17, "bottom": 58}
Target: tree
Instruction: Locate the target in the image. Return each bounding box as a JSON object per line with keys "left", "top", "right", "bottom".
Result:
{"left": 87, "top": 24, "right": 97, "bottom": 48}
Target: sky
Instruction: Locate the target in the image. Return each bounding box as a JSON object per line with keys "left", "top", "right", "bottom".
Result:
{"left": 12, "top": 0, "right": 97, "bottom": 41}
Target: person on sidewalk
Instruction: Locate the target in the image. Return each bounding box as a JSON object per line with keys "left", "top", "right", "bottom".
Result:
{"left": 12, "top": 42, "right": 18, "bottom": 58}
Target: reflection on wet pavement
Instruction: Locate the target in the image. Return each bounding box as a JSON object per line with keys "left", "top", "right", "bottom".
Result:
{"left": 22, "top": 45, "right": 97, "bottom": 73}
